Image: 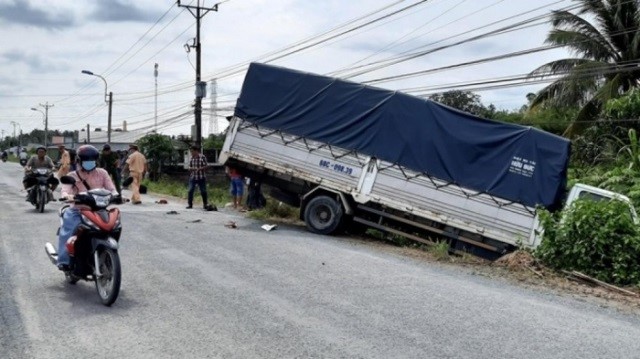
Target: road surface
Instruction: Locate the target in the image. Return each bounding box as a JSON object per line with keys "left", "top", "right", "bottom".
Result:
{"left": 1, "top": 162, "right": 639, "bottom": 358}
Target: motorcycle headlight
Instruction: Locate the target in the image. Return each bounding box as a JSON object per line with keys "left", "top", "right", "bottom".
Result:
{"left": 91, "top": 193, "right": 112, "bottom": 208}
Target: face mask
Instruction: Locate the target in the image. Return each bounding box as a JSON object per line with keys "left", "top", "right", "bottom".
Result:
{"left": 82, "top": 160, "right": 97, "bottom": 171}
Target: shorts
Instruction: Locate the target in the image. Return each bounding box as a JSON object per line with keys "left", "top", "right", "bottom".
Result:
{"left": 230, "top": 178, "right": 244, "bottom": 196}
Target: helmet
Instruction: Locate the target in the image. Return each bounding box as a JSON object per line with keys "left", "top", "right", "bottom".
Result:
{"left": 76, "top": 145, "right": 99, "bottom": 171}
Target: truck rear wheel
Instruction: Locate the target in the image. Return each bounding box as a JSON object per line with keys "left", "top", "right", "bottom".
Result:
{"left": 304, "top": 195, "right": 343, "bottom": 235}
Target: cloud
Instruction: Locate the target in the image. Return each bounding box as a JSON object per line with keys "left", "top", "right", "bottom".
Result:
{"left": 90, "top": 0, "right": 163, "bottom": 23}
{"left": 0, "top": 1, "right": 75, "bottom": 30}
{"left": 1, "top": 50, "right": 67, "bottom": 73}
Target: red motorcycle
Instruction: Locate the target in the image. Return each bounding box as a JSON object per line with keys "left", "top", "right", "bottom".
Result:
{"left": 45, "top": 176, "right": 123, "bottom": 306}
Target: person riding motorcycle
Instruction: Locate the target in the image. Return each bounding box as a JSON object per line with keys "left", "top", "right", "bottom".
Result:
{"left": 57, "top": 145, "right": 118, "bottom": 271}
{"left": 1, "top": 150, "right": 7, "bottom": 162}
{"left": 19, "top": 148, "right": 29, "bottom": 166}
{"left": 23, "top": 146, "right": 59, "bottom": 202}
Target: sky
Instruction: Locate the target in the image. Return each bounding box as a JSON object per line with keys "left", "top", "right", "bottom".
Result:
{"left": 0, "top": 0, "right": 578, "bottom": 141}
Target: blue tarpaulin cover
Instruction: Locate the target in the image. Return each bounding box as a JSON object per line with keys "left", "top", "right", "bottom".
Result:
{"left": 234, "top": 63, "right": 570, "bottom": 210}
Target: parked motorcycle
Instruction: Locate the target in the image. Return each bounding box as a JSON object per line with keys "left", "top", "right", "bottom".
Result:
{"left": 45, "top": 176, "right": 123, "bottom": 306}
{"left": 27, "top": 168, "right": 54, "bottom": 213}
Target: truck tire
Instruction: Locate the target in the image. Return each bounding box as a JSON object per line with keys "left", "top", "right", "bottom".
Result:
{"left": 304, "top": 195, "right": 343, "bottom": 235}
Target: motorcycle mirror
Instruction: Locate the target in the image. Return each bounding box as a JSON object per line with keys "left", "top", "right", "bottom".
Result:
{"left": 60, "top": 176, "right": 76, "bottom": 185}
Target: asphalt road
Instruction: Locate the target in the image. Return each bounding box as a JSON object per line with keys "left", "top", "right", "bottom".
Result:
{"left": 1, "top": 161, "right": 640, "bottom": 359}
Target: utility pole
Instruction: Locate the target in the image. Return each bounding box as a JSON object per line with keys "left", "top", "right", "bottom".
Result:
{"left": 107, "top": 91, "right": 113, "bottom": 143}
{"left": 39, "top": 102, "right": 54, "bottom": 148}
{"left": 10, "top": 121, "right": 17, "bottom": 139}
{"left": 177, "top": 0, "right": 219, "bottom": 149}
{"left": 154, "top": 63, "right": 159, "bottom": 132}
{"left": 210, "top": 78, "right": 218, "bottom": 135}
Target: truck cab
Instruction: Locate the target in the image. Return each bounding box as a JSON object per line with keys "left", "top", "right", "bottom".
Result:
{"left": 564, "top": 183, "right": 638, "bottom": 223}
{"left": 530, "top": 183, "right": 638, "bottom": 248}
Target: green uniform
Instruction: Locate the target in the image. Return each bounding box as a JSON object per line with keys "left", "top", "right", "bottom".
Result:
{"left": 99, "top": 151, "right": 121, "bottom": 194}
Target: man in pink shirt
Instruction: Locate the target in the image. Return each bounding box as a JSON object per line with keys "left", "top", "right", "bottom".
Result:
{"left": 56, "top": 145, "right": 117, "bottom": 271}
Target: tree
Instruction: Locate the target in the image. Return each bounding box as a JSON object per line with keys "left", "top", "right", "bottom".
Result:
{"left": 528, "top": 0, "right": 640, "bottom": 137}
{"left": 428, "top": 90, "right": 487, "bottom": 116}
{"left": 202, "top": 133, "right": 225, "bottom": 151}
{"left": 136, "top": 133, "right": 175, "bottom": 181}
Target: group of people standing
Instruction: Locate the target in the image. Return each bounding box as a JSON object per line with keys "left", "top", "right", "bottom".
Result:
{"left": 186, "top": 145, "right": 264, "bottom": 211}
{"left": 21, "top": 143, "right": 147, "bottom": 205}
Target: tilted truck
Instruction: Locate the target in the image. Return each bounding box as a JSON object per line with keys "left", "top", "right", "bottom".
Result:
{"left": 220, "top": 63, "right": 636, "bottom": 259}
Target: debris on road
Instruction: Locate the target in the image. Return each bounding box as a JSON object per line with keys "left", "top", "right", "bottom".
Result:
{"left": 155, "top": 199, "right": 168, "bottom": 204}
{"left": 225, "top": 221, "right": 237, "bottom": 229}
{"left": 166, "top": 210, "right": 179, "bottom": 215}
{"left": 261, "top": 224, "right": 277, "bottom": 231}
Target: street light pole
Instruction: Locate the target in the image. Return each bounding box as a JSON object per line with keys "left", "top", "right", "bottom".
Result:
{"left": 81, "top": 70, "right": 112, "bottom": 144}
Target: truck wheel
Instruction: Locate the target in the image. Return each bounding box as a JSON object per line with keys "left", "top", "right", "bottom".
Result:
{"left": 304, "top": 195, "right": 343, "bottom": 235}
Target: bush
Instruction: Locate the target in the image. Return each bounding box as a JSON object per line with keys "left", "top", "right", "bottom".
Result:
{"left": 536, "top": 199, "right": 640, "bottom": 285}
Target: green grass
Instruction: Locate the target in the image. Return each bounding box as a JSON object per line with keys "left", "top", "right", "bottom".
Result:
{"left": 142, "top": 177, "right": 301, "bottom": 219}
{"left": 142, "top": 176, "right": 230, "bottom": 207}
{"left": 247, "top": 197, "right": 299, "bottom": 221}
{"left": 430, "top": 241, "right": 451, "bottom": 261}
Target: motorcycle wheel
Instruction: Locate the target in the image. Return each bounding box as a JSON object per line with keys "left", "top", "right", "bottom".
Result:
{"left": 95, "top": 248, "right": 121, "bottom": 306}
{"left": 37, "top": 189, "right": 45, "bottom": 213}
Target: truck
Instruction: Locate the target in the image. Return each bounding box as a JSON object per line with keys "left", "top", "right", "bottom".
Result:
{"left": 219, "top": 63, "right": 635, "bottom": 259}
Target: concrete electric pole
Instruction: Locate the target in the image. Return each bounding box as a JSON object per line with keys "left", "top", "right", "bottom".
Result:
{"left": 177, "top": 0, "right": 219, "bottom": 149}
{"left": 39, "top": 102, "right": 54, "bottom": 148}
{"left": 154, "top": 63, "right": 159, "bottom": 132}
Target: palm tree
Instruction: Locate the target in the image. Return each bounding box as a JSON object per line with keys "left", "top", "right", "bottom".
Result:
{"left": 528, "top": 0, "right": 640, "bottom": 137}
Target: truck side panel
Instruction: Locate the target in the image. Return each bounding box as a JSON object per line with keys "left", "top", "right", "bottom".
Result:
{"left": 370, "top": 166, "right": 536, "bottom": 246}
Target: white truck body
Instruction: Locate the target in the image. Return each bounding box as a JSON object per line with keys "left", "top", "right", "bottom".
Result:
{"left": 222, "top": 117, "right": 541, "bottom": 255}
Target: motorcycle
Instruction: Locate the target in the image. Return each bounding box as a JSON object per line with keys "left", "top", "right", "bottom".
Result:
{"left": 19, "top": 158, "right": 28, "bottom": 166}
{"left": 27, "top": 168, "right": 54, "bottom": 213}
{"left": 45, "top": 176, "right": 123, "bottom": 306}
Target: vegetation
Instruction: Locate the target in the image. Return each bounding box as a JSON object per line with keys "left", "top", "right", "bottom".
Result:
{"left": 537, "top": 199, "right": 640, "bottom": 285}
{"left": 247, "top": 199, "right": 298, "bottom": 221}
{"left": 136, "top": 133, "right": 175, "bottom": 181}
{"left": 142, "top": 176, "right": 230, "bottom": 207}
{"left": 528, "top": 0, "right": 640, "bottom": 137}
